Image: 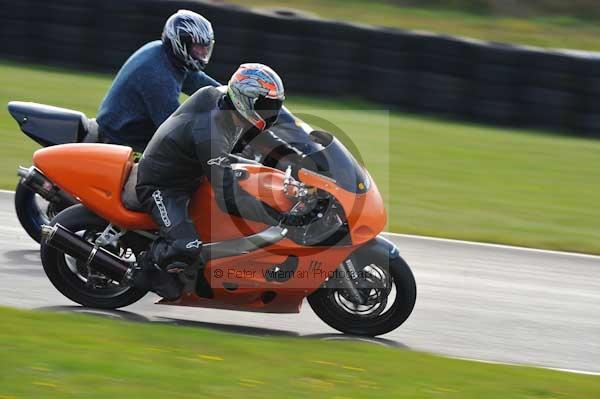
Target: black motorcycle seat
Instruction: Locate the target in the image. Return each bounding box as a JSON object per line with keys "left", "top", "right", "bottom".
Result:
{"left": 8, "top": 101, "right": 94, "bottom": 146}
{"left": 122, "top": 163, "right": 145, "bottom": 212}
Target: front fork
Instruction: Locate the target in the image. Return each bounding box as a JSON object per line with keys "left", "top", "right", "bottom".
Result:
{"left": 333, "top": 236, "right": 401, "bottom": 305}
{"left": 338, "top": 258, "right": 367, "bottom": 305}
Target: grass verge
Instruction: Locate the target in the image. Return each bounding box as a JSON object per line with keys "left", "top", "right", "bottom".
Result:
{"left": 1, "top": 60, "right": 600, "bottom": 253}
{"left": 0, "top": 306, "right": 598, "bottom": 398}
{"left": 232, "top": 0, "right": 600, "bottom": 51}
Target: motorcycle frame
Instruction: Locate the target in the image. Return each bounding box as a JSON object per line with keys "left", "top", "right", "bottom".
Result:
{"left": 33, "top": 143, "right": 387, "bottom": 314}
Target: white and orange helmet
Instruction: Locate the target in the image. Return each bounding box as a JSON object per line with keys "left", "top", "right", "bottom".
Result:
{"left": 227, "top": 63, "right": 285, "bottom": 131}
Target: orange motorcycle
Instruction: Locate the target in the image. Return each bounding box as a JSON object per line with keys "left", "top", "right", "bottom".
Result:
{"left": 36, "top": 131, "right": 416, "bottom": 336}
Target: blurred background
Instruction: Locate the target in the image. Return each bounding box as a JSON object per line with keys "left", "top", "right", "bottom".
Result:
{"left": 2, "top": 0, "right": 600, "bottom": 253}
{"left": 1, "top": 2, "right": 600, "bottom": 397}
{"left": 5, "top": 0, "right": 600, "bottom": 133}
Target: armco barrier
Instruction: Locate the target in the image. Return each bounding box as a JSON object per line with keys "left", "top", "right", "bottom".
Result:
{"left": 1, "top": 0, "right": 600, "bottom": 137}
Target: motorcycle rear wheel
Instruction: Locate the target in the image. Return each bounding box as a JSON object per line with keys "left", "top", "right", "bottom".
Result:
{"left": 41, "top": 204, "right": 147, "bottom": 309}
{"left": 14, "top": 180, "right": 52, "bottom": 243}
{"left": 308, "top": 255, "right": 416, "bottom": 337}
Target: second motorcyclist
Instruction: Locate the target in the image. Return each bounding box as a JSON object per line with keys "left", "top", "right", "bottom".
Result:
{"left": 94, "top": 9, "right": 220, "bottom": 152}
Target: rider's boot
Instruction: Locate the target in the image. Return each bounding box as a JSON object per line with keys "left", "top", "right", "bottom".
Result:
{"left": 133, "top": 252, "right": 183, "bottom": 301}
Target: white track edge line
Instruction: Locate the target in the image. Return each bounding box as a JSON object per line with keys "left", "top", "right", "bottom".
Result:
{"left": 383, "top": 232, "right": 600, "bottom": 260}
{"left": 1, "top": 189, "right": 598, "bottom": 260}
{"left": 451, "top": 355, "right": 600, "bottom": 376}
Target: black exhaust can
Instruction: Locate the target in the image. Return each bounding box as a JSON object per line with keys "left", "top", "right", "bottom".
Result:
{"left": 18, "top": 166, "right": 77, "bottom": 206}
{"left": 41, "top": 223, "right": 131, "bottom": 282}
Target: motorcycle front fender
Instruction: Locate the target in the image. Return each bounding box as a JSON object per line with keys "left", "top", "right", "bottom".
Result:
{"left": 346, "top": 234, "right": 401, "bottom": 268}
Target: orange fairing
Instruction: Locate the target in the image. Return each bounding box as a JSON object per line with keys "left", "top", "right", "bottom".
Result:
{"left": 189, "top": 164, "right": 293, "bottom": 242}
{"left": 32, "top": 144, "right": 385, "bottom": 314}
{"left": 298, "top": 168, "right": 386, "bottom": 245}
{"left": 33, "top": 144, "right": 155, "bottom": 229}
{"left": 172, "top": 245, "right": 353, "bottom": 313}
{"left": 233, "top": 164, "right": 294, "bottom": 212}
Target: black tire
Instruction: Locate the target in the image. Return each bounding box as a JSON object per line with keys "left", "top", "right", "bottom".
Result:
{"left": 41, "top": 204, "right": 147, "bottom": 309}
{"left": 14, "top": 180, "right": 73, "bottom": 244}
{"left": 14, "top": 180, "right": 48, "bottom": 243}
{"left": 308, "top": 255, "right": 416, "bottom": 337}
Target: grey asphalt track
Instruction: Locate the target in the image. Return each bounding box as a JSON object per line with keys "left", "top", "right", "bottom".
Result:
{"left": 1, "top": 191, "right": 599, "bottom": 374}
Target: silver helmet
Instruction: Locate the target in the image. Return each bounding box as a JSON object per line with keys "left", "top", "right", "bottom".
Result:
{"left": 162, "top": 9, "right": 214, "bottom": 71}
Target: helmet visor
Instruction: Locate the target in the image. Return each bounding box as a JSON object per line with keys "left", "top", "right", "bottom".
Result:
{"left": 190, "top": 40, "right": 214, "bottom": 65}
{"left": 255, "top": 97, "right": 283, "bottom": 129}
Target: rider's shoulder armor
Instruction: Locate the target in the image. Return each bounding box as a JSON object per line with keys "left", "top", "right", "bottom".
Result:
{"left": 175, "top": 86, "right": 224, "bottom": 117}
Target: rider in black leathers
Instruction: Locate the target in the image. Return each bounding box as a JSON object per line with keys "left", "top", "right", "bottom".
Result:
{"left": 135, "top": 64, "right": 302, "bottom": 299}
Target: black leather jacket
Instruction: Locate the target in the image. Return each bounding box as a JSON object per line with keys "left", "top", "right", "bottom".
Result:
{"left": 136, "top": 86, "right": 300, "bottom": 225}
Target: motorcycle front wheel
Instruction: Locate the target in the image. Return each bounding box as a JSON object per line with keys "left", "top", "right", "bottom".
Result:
{"left": 308, "top": 254, "right": 416, "bottom": 337}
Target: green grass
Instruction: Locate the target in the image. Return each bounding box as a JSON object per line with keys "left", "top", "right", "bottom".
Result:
{"left": 0, "top": 306, "right": 598, "bottom": 398}
{"left": 230, "top": 0, "right": 600, "bottom": 51}
{"left": 1, "top": 60, "right": 600, "bottom": 253}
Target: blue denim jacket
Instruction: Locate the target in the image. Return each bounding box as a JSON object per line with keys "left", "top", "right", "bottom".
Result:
{"left": 96, "top": 40, "right": 220, "bottom": 150}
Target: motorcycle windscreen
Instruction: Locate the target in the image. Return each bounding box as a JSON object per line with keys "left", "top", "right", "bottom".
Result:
{"left": 300, "top": 131, "right": 370, "bottom": 194}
